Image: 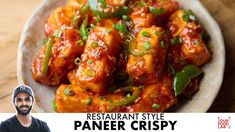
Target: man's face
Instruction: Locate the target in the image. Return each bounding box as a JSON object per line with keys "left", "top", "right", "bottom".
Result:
{"left": 14, "top": 92, "right": 34, "bottom": 115}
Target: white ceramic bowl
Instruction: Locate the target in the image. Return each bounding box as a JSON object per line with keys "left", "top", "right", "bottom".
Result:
{"left": 17, "top": 0, "right": 225, "bottom": 112}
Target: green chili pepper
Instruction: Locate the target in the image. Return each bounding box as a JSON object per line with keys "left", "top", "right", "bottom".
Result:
{"left": 79, "top": 3, "right": 90, "bottom": 15}
{"left": 88, "top": 0, "right": 132, "bottom": 18}
{"left": 52, "top": 100, "right": 57, "bottom": 111}
{"left": 173, "top": 65, "right": 202, "bottom": 96}
{"left": 71, "top": 3, "right": 89, "bottom": 28}
{"left": 107, "top": 86, "right": 141, "bottom": 111}
{"left": 80, "top": 17, "right": 89, "bottom": 40}
{"left": 71, "top": 15, "right": 80, "bottom": 29}
{"left": 41, "top": 37, "right": 53, "bottom": 77}
{"left": 99, "top": 0, "right": 106, "bottom": 8}
{"left": 182, "top": 65, "right": 202, "bottom": 78}
{"left": 173, "top": 71, "right": 191, "bottom": 96}
{"left": 182, "top": 10, "right": 197, "bottom": 22}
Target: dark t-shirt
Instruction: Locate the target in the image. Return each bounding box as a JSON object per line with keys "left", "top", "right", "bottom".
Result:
{"left": 0, "top": 115, "right": 50, "bottom": 132}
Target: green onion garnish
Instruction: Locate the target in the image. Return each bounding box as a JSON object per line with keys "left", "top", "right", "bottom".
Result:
{"left": 122, "top": 15, "right": 130, "bottom": 21}
{"left": 194, "top": 39, "right": 199, "bottom": 45}
{"left": 87, "top": 59, "right": 92, "bottom": 64}
{"left": 87, "top": 97, "right": 92, "bottom": 105}
{"left": 95, "top": 17, "right": 101, "bottom": 23}
{"left": 54, "top": 29, "right": 63, "bottom": 38}
{"left": 74, "top": 57, "right": 81, "bottom": 65}
{"left": 142, "top": 31, "right": 150, "bottom": 37}
{"left": 98, "top": 0, "right": 106, "bottom": 8}
{"left": 170, "top": 36, "right": 182, "bottom": 45}
{"left": 90, "top": 24, "right": 95, "bottom": 29}
{"left": 152, "top": 103, "right": 160, "bottom": 109}
{"left": 182, "top": 10, "right": 197, "bottom": 22}
{"left": 149, "top": 6, "right": 165, "bottom": 16}
{"left": 160, "top": 41, "right": 165, "bottom": 48}
{"left": 144, "top": 41, "right": 151, "bottom": 50}
{"left": 76, "top": 40, "right": 84, "bottom": 46}
{"left": 64, "top": 87, "right": 70, "bottom": 96}
{"left": 113, "top": 23, "right": 127, "bottom": 33}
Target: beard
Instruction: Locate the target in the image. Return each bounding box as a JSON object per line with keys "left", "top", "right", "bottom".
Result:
{"left": 15, "top": 105, "right": 32, "bottom": 115}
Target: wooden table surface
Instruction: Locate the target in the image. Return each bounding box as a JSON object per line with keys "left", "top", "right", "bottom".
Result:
{"left": 0, "top": 0, "right": 235, "bottom": 112}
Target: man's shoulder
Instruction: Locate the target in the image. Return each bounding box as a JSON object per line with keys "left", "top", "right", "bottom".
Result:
{"left": 1, "top": 115, "right": 16, "bottom": 125}
{"left": 0, "top": 115, "right": 17, "bottom": 131}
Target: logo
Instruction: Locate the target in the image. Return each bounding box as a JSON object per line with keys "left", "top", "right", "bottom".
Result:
{"left": 20, "top": 86, "right": 26, "bottom": 90}
{"left": 218, "top": 116, "right": 231, "bottom": 129}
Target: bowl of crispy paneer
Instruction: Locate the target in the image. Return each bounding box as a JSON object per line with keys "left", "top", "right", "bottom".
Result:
{"left": 17, "top": 0, "right": 225, "bottom": 112}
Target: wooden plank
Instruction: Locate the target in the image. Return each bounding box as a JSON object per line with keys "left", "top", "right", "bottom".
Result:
{"left": 0, "top": 0, "right": 41, "bottom": 112}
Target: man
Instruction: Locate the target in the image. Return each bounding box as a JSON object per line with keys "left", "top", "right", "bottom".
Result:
{"left": 0, "top": 85, "right": 50, "bottom": 132}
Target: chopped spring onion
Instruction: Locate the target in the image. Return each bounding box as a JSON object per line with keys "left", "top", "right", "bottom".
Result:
{"left": 152, "top": 103, "right": 160, "bottom": 109}
{"left": 87, "top": 97, "right": 92, "bottom": 105}
{"left": 149, "top": 6, "right": 165, "bottom": 16}
{"left": 113, "top": 23, "right": 127, "bottom": 33}
{"left": 98, "top": 0, "right": 106, "bottom": 8}
{"left": 194, "top": 39, "right": 199, "bottom": 45}
{"left": 143, "top": 41, "right": 151, "bottom": 50}
{"left": 160, "top": 41, "right": 165, "bottom": 48}
{"left": 76, "top": 40, "right": 84, "bottom": 46}
{"left": 182, "top": 10, "right": 197, "bottom": 22}
{"left": 54, "top": 29, "right": 62, "bottom": 38}
{"left": 170, "top": 36, "right": 182, "bottom": 45}
{"left": 142, "top": 31, "right": 150, "bottom": 37}
{"left": 74, "top": 57, "right": 81, "bottom": 65}
{"left": 64, "top": 87, "right": 70, "bottom": 96}
{"left": 87, "top": 59, "right": 92, "bottom": 64}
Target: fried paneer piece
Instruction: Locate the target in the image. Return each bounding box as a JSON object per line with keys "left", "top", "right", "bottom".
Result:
{"left": 129, "top": 0, "right": 179, "bottom": 33}
{"left": 55, "top": 84, "right": 126, "bottom": 112}
{"left": 44, "top": 0, "right": 88, "bottom": 36}
{"left": 130, "top": 5, "right": 154, "bottom": 34}
{"left": 152, "top": 0, "right": 179, "bottom": 21}
{"left": 126, "top": 26, "right": 168, "bottom": 84}
{"left": 126, "top": 74, "right": 176, "bottom": 112}
{"left": 31, "top": 29, "right": 84, "bottom": 86}
{"left": 167, "top": 10, "right": 211, "bottom": 66}
{"left": 68, "top": 26, "right": 122, "bottom": 94}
